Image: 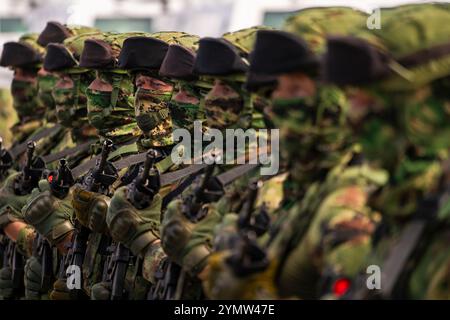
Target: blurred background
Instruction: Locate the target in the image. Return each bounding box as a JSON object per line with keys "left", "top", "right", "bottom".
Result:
{"left": 0, "top": 0, "right": 448, "bottom": 143}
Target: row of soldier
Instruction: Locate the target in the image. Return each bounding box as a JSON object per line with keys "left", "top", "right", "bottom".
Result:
{"left": 0, "top": 3, "right": 449, "bottom": 300}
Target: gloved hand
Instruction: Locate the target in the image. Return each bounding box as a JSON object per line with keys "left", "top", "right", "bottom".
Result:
{"left": 49, "top": 278, "right": 71, "bottom": 300}
{"left": 212, "top": 213, "right": 240, "bottom": 251}
{"left": 0, "top": 172, "right": 31, "bottom": 229}
{"left": 72, "top": 185, "right": 110, "bottom": 234}
{"left": 107, "top": 186, "right": 162, "bottom": 256}
{"left": 24, "top": 256, "right": 46, "bottom": 300}
{"left": 0, "top": 266, "right": 14, "bottom": 299}
{"left": 160, "top": 199, "right": 222, "bottom": 275}
{"left": 204, "top": 246, "right": 277, "bottom": 300}
{"left": 22, "top": 179, "right": 74, "bottom": 246}
{"left": 91, "top": 281, "right": 111, "bottom": 300}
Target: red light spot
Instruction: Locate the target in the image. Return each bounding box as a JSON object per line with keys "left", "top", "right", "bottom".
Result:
{"left": 48, "top": 175, "right": 54, "bottom": 183}
{"left": 333, "top": 278, "right": 351, "bottom": 297}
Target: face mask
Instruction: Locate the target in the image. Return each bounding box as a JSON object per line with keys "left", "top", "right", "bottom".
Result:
{"left": 271, "top": 91, "right": 349, "bottom": 165}
{"left": 86, "top": 73, "right": 135, "bottom": 131}
{"left": 203, "top": 84, "right": 244, "bottom": 130}
{"left": 11, "top": 79, "right": 41, "bottom": 119}
{"left": 168, "top": 100, "right": 199, "bottom": 130}
{"left": 37, "top": 74, "right": 57, "bottom": 114}
{"left": 134, "top": 86, "right": 173, "bottom": 134}
{"left": 53, "top": 74, "right": 89, "bottom": 128}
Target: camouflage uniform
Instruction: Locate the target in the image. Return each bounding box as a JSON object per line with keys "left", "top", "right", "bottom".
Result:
{"left": 155, "top": 27, "right": 277, "bottom": 300}
{"left": 202, "top": 26, "right": 388, "bottom": 300}
{"left": 322, "top": 3, "right": 450, "bottom": 299}
{"left": 91, "top": 32, "right": 202, "bottom": 300}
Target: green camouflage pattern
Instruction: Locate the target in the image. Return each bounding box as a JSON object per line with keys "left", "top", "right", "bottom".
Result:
{"left": 22, "top": 179, "right": 74, "bottom": 246}
{"left": 222, "top": 26, "right": 273, "bottom": 54}
{"left": 107, "top": 186, "right": 162, "bottom": 255}
{"left": 168, "top": 81, "right": 206, "bottom": 131}
{"left": 11, "top": 73, "right": 43, "bottom": 121}
{"left": 0, "top": 172, "right": 32, "bottom": 228}
{"left": 202, "top": 79, "right": 253, "bottom": 130}
{"left": 86, "top": 70, "right": 139, "bottom": 140}
{"left": 271, "top": 85, "right": 351, "bottom": 186}
{"left": 52, "top": 71, "right": 96, "bottom": 132}
{"left": 134, "top": 85, "right": 174, "bottom": 147}
{"left": 268, "top": 151, "right": 387, "bottom": 298}
{"left": 37, "top": 72, "right": 58, "bottom": 122}
{"left": 374, "top": 3, "right": 450, "bottom": 90}
{"left": 283, "top": 7, "right": 369, "bottom": 54}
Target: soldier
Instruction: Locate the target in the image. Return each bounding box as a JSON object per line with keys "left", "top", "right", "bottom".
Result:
{"left": 203, "top": 29, "right": 388, "bottom": 300}
{"left": 0, "top": 24, "right": 95, "bottom": 299}
{"left": 20, "top": 31, "right": 102, "bottom": 300}
{"left": 91, "top": 32, "right": 202, "bottom": 300}
{"left": 323, "top": 3, "right": 450, "bottom": 299}
{"left": 157, "top": 27, "right": 278, "bottom": 300}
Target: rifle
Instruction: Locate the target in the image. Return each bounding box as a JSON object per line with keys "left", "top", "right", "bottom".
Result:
{"left": 13, "top": 140, "right": 46, "bottom": 195}
{"left": 32, "top": 233, "right": 54, "bottom": 292}
{"left": 182, "top": 163, "right": 222, "bottom": 222}
{"left": 80, "top": 139, "right": 117, "bottom": 193}
{"left": 49, "top": 159, "right": 75, "bottom": 199}
{"left": 0, "top": 233, "right": 6, "bottom": 269}
{"left": 67, "top": 139, "right": 117, "bottom": 299}
{"left": 106, "top": 150, "right": 161, "bottom": 300}
{"left": 0, "top": 137, "right": 13, "bottom": 179}
{"left": 127, "top": 149, "right": 160, "bottom": 209}
{"left": 4, "top": 241, "right": 25, "bottom": 299}
{"left": 152, "top": 164, "right": 259, "bottom": 299}
{"left": 238, "top": 179, "right": 270, "bottom": 237}
{"left": 226, "top": 179, "right": 269, "bottom": 277}
{"left": 147, "top": 258, "right": 181, "bottom": 300}
{"left": 108, "top": 243, "right": 131, "bottom": 300}
{"left": 2, "top": 141, "right": 45, "bottom": 298}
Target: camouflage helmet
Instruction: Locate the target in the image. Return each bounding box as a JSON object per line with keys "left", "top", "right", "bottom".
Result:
{"left": 1, "top": 33, "right": 45, "bottom": 121}
{"left": 283, "top": 6, "right": 369, "bottom": 54}
{"left": 374, "top": 3, "right": 450, "bottom": 91}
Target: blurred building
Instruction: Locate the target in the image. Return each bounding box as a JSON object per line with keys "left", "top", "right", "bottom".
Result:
{"left": 0, "top": 0, "right": 447, "bottom": 87}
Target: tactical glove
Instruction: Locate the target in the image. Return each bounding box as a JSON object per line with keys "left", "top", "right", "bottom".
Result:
{"left": 90, "top": 281, "right": 111, "bottom": 300}
{"left": 0, "top": 266, "right": 14, "bottom": 299}
{"left": 22, "top": 179, "right": 74, "bottom": 246}
{"left": 160, "top": 199, "right": 222, "bottom": 275}
{"left": 107, "top": 186, "right": 162, "bottom": 256}
{"left": 0, "top": 172, "right": 31, "bottom": 229}
{"left": 24, "top": 256, "right": 46, "bottom": 300}
{"left": 72, "top": 185, "right": 110, "bottom": 234}
{"left": 49, "top": 278, "right": 72, "bottom": 300}
{"left": 204, "top": 248, "right": 276, "bottom": 300}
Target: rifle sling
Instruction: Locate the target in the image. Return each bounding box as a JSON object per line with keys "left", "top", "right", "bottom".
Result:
{"left": 162, "top": 164, "right": 259, "bottom": 208}
{"left": 215, "top": 164, "right": 259, "bottom": 187}
{"left": 162, "top": 170, "right": 203, "bottom": 209}
{"left": 10, "top": 124, "right": 63, "bottom": 159}
{"left": 71, "top": 156, "right": 101, "bottom": 179}
{"left": 379, "top": 219, "right": 427, "bottom": 299}
{"left": 376, "top": 189, "right": 450, "bottom": 299}
{"left": 41, "top": 140, "right": 94, "bottom": 164}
